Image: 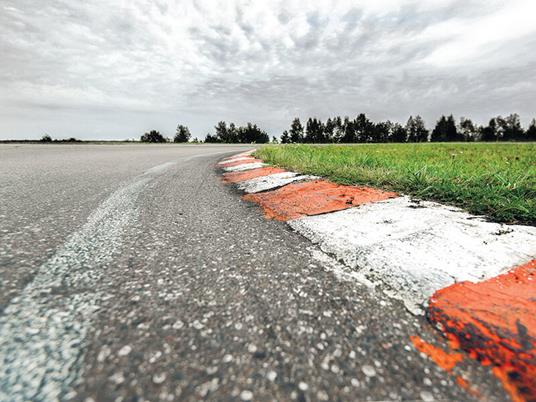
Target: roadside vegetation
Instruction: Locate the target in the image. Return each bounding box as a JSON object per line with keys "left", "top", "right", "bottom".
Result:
{"left": 256, "top": 143, "right": 536, "bottom": 225}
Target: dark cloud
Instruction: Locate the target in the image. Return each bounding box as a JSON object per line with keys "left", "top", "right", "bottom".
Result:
{"left": 1, "top": 0, "right": 535, "bottom": 139}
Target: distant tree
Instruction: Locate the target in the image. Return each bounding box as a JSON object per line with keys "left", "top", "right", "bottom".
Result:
{"left": 500, "top": 113, "right": 524, "bottom": 141}
{"left": 271, "top": 136, "right": 278, "bottom": 144}
{"left": 40, "top": 134, "right": 52, "bottom": 142}
{"left": 141, "top": 130, "right": 166, "bottom": 143}
{"left": 431, "top": 116, "right": 447, "bottom": 142}
{"left": 406, "top": 116, "right": 428, "bottom": 142}
{"left": 280, "top": 130, "right": 291, "bottom": 144}
{"left": 354, "top": 113, "right": 374, "bottom": 142}
{"left": 333, "top": 116, "right": 344, "bottom": 142}
{"left": 214, "top": 121, "right": 229, "bottom": 142}
{"left": 305, "top": 118, "right": 324, "bottom": 143}
{"left": 389, "top": 123, "right": 407, "bottom": 142}
{"left": 526, "top": 118, "right": 536, "bottom": 141}
{"left": 227, "top": 122, "right": 239, "bottom": 143}
{"left": 480, "top": 118, "right": 498, "bottom": 141}
{"left": 431, "top": 115, "right": 458, "bottom": 142}
{"left": 459, "top": 117, "right": 477, "bottom": 141}
{"left": 204, "top": 133, "right": 220, "bottom": 143}
{"left": 289, "top": 118, "right": 304, "bottom": 143}
{"left": 341, "top": 117, "right": 355, "bottom": 143}
{"left": 237, "top": 123, "right": 269, "bottom": 143}
{"left": 174, "top": 125, "right": 191, "bottom": 143}
{"left": 324, "top": 118, "right": 336, "bottom": 142}
{"left": 372, "top": 121, "right": 391, "bottom": 143}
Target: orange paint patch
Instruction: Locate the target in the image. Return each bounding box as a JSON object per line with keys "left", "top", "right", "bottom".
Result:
{"left": 410, "top": 335, "right": 463, "bottom": 372}
{"left": 242, "top": 180, "right": 397, "bottom": 221}
{"left": 428, "top": 259, "right": 536, "bottom": 401}
{"left": 223, "top": 167, "right": 287, "bottom": 183}
{"left": 219, "top": 158, "right": 263, "bottom": 168}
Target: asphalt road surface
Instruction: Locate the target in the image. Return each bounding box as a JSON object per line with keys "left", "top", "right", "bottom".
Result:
{"left": 1, "top": 144, "right": 505, "bottom": 401}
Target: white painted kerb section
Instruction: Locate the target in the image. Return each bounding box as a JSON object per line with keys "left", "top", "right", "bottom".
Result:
{"left": 237, "top": 173, "right": 319, "bottom": 193}
{"left": 223, "top": 162, "right": 266, "bottom": 172}
{"left": 290, "top": 196, "right": 536, "bottom": 313}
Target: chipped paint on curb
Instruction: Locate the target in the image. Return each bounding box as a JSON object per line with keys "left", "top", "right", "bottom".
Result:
{"left": 289, "top": 196, "right": 536, "bottom": 312}
{"left": 238, "top": 172, "right": 320, "bottom": 194}
{"left": 223, "top": 162, "right": 266, "bottom": 172}
{"left": 219, "top": 151, "right": 536, "bottom": 401}
{"left": 428, "top": 259, "right": 536, "bottom": 401}
{"left": 223, "top": 167, "right": 288, "bottom": 184}
{"left": 243, "top": 180, "right": 397, "bottom": 221}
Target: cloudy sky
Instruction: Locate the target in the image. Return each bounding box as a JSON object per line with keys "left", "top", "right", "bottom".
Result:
{"left": 1, "top": 0, "right": 535, "bottom": 140}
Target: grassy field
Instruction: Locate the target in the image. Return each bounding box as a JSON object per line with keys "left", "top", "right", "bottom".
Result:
{"left": 255, "top": 143, "right": 536, "bottom": 225}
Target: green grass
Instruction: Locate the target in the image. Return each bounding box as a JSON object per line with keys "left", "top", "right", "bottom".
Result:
{"left": 255, "top": 143, "right": 536, "bottom": 225}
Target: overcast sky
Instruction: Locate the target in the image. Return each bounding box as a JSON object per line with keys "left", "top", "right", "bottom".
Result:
{"left": 1, "top": 0, "right": 535, "bottom": 140}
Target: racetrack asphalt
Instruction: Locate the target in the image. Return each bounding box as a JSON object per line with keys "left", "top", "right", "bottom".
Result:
{"left": 0, "top": 144, "right": 507, "bottom": 401}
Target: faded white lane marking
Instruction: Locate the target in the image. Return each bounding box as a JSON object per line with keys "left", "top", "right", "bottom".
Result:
{"left": 223, "top": 162, "right": 266, "bottom": 172}
{"left": 0, "top": 162, "right": 175, "bottom": 402}
{"left": 237, "top": 172, "right": 319, "bottom": 193}
{"left": 289, "top": 196, "right": 536, "bottom": 314}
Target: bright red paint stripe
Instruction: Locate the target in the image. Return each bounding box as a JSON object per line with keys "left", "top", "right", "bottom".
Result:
{"left": 428, "top": 259, "right": 536, "bottom": 401}
{"left": 242, "top": 180, "right": 397, "bottom": 221}
{"left": 223, "top": 167, "right": 287, "bottom": 183}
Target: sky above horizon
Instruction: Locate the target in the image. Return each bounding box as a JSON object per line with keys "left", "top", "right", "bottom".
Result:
{"left": 1, "top": 0, "right": 536, "bottom": 140}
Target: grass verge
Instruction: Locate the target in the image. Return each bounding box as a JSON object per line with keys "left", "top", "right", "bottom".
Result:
{"left": 255, "top": 143, "right": 536, "bottom": 225}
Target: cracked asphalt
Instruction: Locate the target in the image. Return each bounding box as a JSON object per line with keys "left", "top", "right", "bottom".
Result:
{"left": 0, "top": 144, "right": 506, "bottom": 401}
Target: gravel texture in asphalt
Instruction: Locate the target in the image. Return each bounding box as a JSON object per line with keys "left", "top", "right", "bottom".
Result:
{"left": 0, "top": 144, "right": 506, "bottom": 401}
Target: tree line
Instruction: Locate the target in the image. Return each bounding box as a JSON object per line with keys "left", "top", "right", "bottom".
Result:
{"left": 279, "top": 113, "right": 536, "bottom": 143}
{"left": 139, "top": 121, "right": 270, "bottom": 143}
{"left": 135, "top": 114, "right": 536, "bottom": 143}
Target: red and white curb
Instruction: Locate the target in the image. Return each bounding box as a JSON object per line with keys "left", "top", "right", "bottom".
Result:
{"left": 219, "top": 151, "right": 536, "bottom": 401}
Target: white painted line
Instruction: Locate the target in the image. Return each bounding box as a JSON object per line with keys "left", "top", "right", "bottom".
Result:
{"left": 289, "top": 196, "right": 536, "bottom": 314}
{"left": 237, "top": 172, "right": 319, "bottom": 193}
{"left": 0, "top": 162, "right": 176, "bottom": 402}
{"left": 223, "top": 162, "right": 266, "bottom": 172}
{"left": 217, "top": 156, "right": 255, "bottom": 165}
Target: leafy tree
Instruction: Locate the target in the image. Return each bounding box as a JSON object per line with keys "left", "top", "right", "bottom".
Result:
{"left": 289, "top": 118, "right": 304, "bottom": 143}
{"left": 324, "top": 118, "right": 336, "bottom": 142}
{"left": 341, "top": 117, "right": 355, "bottom": 143}
{"left": 280, "top": 130, "right": 291, "bottom": 144}
{"left": 480, "top": 119, "right": 498, "bottom": 141}
{"left": 305, "top": 118, "right": 324, "bottom": 143}
{"left": 431, "top": 116, "right": 448, "bottom": 142}
{"left": 174, "top": 125, "right": 191, "bottom": 143}
{"left": 214, "top": 121, "right": 229, "bottom": 142}
{"left": 333, "top": 116, "right": 344, "bottom": 142}
{"left": 40, "top": 134, "right": 52, "bottom": 142}
{"left": 500, "top": 113, "right": 524, "bottom": 141}
{"left": 526, "top": 118, "right": 536, "bottom": 141}
{"left": 141, "top": 130, "right": 167, "bottom": 143}
{"left": 459, "top": 117, "right": 477, "bottom": 141}
{"left": 237, "top": 122, "right": 269, "bottom": 143}
{"left": 431, "top": 115, "right": 458, "bottom": 142}
{"left": 271, "top": 136, "right": 278, "bottom": 144}
{"left": 372, "top": 121, "right": 391, "bottom": 143}
{"left": 227, "top": 122, "right": 240, "bottom": 143}
{"left": 354, "top": 113, "right": 374, "bottom": 142}
{"left": 406, "top": 116, "right": 428, "bottom": 142}
{"left": 390, "top": 123, "right": 407, "bottom": 142}
{"left": 204, "top": 133, "right": 220, "bottom": 143}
